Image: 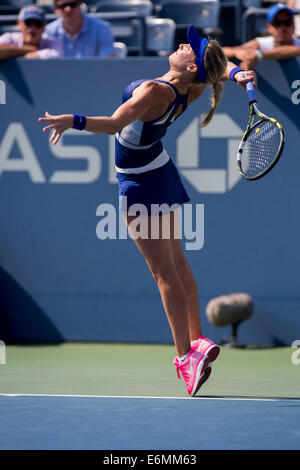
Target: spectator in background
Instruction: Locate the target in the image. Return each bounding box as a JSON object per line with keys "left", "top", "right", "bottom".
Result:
{"left": 46, "top": 0, "right": 117, "bottom": 57}
{"left": 0, "top": 4, "right": 62, "bottom": 60}
{"left": 287, "top": 0, "right": 300, "bottom": 37}
{"left": 223, "top": 4, "right": 300, "bottom": 70}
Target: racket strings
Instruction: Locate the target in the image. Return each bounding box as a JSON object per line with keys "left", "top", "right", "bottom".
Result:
{"left": 241, "top": 120, "right": 282, "bottom": 178}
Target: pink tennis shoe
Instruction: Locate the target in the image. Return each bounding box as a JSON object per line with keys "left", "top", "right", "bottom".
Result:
{"left": 191, "top": 336, "right": 220, "bottom": 364}
{"left": 173, "top": 350, "right": 210, "bottom": 397}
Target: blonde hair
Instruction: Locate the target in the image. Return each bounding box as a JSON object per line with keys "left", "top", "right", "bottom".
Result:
{"left": 199, "top": 40, "right": 227, "bottom": 127}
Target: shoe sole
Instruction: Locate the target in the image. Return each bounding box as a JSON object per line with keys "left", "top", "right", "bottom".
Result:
{"left": 205, "top": 344, "right": 220, "bottom": 363}
{"left": 191, "top": 355, "right": 210, "bottom": 397}
{"left": 192, "top": 366, "right": 212, "bottom": 397}
{"left": 191, "top": 343, "right": 221, "bottom": 364}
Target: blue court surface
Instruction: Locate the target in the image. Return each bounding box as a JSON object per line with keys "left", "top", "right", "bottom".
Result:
{"left": 0, "top": 394, "right": 299, "bottom": 450}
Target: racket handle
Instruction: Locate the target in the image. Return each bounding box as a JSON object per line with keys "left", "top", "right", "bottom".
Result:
{"left": 245, "top": 76, "right": 257, "bottom": 104}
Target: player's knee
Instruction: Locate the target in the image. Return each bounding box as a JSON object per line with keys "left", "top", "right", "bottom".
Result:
{"left": 151, "top": 264, "right": 179, "bottom": 286}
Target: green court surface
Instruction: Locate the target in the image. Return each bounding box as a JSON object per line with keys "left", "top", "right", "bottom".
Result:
{"left": 0, "top": 343, "right": 299, "bottom": 399}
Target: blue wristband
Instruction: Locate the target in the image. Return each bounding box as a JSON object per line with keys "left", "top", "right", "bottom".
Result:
{"left": 229, "top": 67, "right": 244, "bottom": 82}
{"left": 73, "top": 114, "right": 86, "bottom": 130}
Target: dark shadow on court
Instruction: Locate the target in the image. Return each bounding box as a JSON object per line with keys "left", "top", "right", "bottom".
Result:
{"left": 0, "top": 266, "right": 64, "bottom": 343}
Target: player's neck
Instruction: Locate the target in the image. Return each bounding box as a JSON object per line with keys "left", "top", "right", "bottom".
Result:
{"left": 159, "top": 70, "right": 192, "bottom": 95}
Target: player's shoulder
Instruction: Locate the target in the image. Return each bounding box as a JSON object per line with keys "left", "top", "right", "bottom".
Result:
{"left": 146, "top": 80, "right": 177, "bottom": 100}
{"left": 134, "top": 80, "right": 171, "bottom": 97}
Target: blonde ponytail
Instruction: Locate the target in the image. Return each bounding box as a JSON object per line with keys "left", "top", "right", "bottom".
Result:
{"left": 199, "top": 81, "right": 223, "bottom": 127}
{"left": 199, "top": 40, "right": 227, "bottom": 128}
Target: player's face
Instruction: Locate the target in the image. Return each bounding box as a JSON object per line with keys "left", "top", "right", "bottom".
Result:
{"left": 169, "top": 44, "right": 196, "bottom": 71}
{"left": 19, "top": 19, "right": 45, "bottom": 46}
{"left": 268, "top": 11, "right": 295, "bottom": 43}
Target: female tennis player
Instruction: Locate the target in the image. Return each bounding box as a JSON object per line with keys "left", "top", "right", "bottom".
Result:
{"left": 39, "top": 25, "right": 257, "bottom": 396}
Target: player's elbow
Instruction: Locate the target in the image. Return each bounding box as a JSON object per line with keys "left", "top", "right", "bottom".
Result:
{"left": 109, "top": 117, "right": 125, "bottom": 135}
{"left": 110, "top": 122, "right": 121, "bottom": 135}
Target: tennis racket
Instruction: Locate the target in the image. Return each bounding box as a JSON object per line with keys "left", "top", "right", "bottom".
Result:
{"left": 237, "top": 79, "right": 285, "bottom": 180}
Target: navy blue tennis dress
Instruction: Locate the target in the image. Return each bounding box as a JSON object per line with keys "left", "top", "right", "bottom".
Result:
{"left": 115, "top": 79, "right": 191, "bottom": 215}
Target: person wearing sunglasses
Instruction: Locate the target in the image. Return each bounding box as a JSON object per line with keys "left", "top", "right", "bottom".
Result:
{"left": 222, "top": 3, "right": 300, "bottom": 70}
{"left": 0, "top": 5, "right": 63, "bottom": 61}
{"left": 46, "top": 0, "right": 116, "bottom": 58}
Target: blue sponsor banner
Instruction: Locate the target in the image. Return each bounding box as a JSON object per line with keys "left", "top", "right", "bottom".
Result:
{"left": 0, "top": 58, "right": 300, "bottom": 345}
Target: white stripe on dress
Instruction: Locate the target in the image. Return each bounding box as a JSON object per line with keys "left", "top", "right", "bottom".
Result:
{"left": 115, "top": 149, "right": 170, "bottom": 175}
{"left": 116, "top": 132, "right": 160, "bottom": 150}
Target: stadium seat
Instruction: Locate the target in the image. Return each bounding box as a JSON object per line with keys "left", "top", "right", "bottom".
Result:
{"left": 0, "top": 0, "right": 33, "bottom": 16}
{"left": 241, "top": 7, "right": 268, "bottom": 43}
{"left": 90, "top": 2, "right": 152, "bottom": 56}
{"left": 157, "top": 0, "right": 223, "bottom": 49}
{"left": 0, "top": 23, "right": 18, "bottom": 35}
{"left": 219, "top": 0, "right": 242, "bottom": 43}
{"left": 242, "top": 0, "right": 262, "bottom": 8}
{"left": 97, "top": 16, "right": 145, "bottom": 55}
{"left": 113, "top": 41, "right": 128, "bottom": 57}
{"left": 157, "top": 0, "right": 223, "bottom": 43}
{"left": 81, "top": 0, "right": 101, "bottom": 10}
{"left": 90, "top": 0, "right": 153, "bottom": 17}
{"left": 145, "top": 17, "right": 176, "bottom": 55}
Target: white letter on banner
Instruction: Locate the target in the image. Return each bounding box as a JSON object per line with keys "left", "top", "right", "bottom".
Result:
{"left": 0, "top": 80, "right": 6, "bottom": 104}
{"left": 0, "top": 123, "right": 46, "bottom": 182}
{"left": 291, "top": 340, "right": 300, "bottom": 365}
{"left": 96, "top": 203, "right": 116, "bottom": 240}
{"left": 184, "top": 204, "right": 204, "bottom": 251}
{"left": 0, "top": 340, "right": 6, "bottom": 364}
{"left": 291, "top": 80, "right": 300, "bottom": 105}
{"left": 50, "top": 130, "right": 101, "bottom": 183}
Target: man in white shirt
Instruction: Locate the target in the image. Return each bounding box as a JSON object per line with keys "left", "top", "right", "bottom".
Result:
{"left": 223, "top": 4, "right": 300, "bottom": 70}
{"left": 0, "top": 4, "right": 62, "bottom": 60}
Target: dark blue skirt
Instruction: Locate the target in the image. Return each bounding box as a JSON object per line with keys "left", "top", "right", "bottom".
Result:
{"left": 117, "top": 157, "right": 190, "bottom": 215}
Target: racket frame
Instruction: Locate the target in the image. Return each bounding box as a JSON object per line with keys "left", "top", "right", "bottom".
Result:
{"left": 237, "top": 87, "right": 285, "bottom": 181}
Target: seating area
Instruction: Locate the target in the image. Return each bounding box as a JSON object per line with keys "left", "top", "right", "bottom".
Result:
{"left": 0, "top": 0, "right": 283, "bottom": 56}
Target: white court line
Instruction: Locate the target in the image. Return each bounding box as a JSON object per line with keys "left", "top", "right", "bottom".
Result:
{"left": 0, "top": 393, "right": 296, "bottom": 401}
